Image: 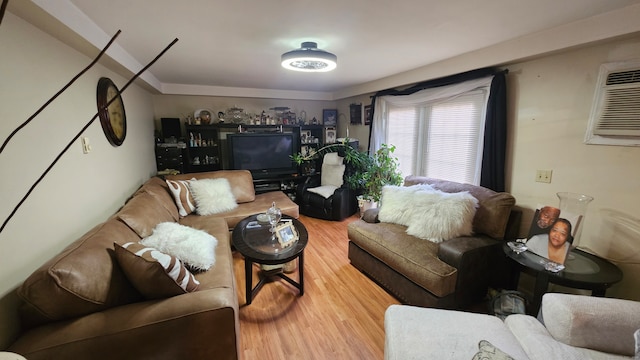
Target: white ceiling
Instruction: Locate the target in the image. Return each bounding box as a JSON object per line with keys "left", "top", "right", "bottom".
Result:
{"left": 8, "top": 0, "right": 640, "bottom": 100}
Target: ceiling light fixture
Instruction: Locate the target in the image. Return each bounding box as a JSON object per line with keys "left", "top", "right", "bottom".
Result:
{"left": 281, "top": 42, "right": 337, "bottom": 72}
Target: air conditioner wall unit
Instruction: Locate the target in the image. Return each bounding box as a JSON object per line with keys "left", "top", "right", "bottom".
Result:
{"left": 585, "top": 59, "right": 640, "bottom": 146}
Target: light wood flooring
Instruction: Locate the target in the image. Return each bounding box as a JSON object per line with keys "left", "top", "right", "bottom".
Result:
{"left": 232, "top": 213, "right": 400, "bottom": 360}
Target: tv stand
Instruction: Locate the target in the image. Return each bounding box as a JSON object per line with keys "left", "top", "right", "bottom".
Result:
{"left": 252, "top": 174, "right": 314, "bottom": 202}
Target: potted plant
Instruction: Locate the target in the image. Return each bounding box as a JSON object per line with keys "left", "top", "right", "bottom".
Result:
{"left": 292, "top": 140, "right": 403, "bottom": 213}
{"left": 345, "top": 144, "right": 403, "bottom": 213}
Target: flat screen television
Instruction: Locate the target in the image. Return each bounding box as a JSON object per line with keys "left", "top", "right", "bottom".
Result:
{"left": 227, "top": 132, "right": 298, "bottom": 179}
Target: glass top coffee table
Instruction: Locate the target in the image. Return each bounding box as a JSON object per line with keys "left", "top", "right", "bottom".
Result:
{"left": 232, "top": 214, "right": 308, "bottom": 305}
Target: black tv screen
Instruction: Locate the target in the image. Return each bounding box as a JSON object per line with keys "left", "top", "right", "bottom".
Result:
{"left": 227, "top": 133, "right": 298, "bottom": 178}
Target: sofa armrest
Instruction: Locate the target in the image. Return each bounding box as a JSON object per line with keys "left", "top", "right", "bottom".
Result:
{"left": 541, "top": 293, "right": 640, "bottom": 356}
{"left": 438, "top": 236, "right": 500, "bottom": 306}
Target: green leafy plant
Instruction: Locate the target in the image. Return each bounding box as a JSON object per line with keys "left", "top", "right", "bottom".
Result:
{"left": 348, "top": 144, "right": 403, "bottom": 203}
{"left": 292, "top": 140, "right": 402, "bottom": 203}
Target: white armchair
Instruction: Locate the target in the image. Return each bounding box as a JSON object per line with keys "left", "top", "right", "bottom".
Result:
{"left": 385, "top": 293, "right": 640, "bottom": 359}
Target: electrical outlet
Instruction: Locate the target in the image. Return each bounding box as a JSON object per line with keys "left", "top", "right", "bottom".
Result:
{"left": 535, "top": 169, "right": 552, "bottom": 183}
{"left": 81, "top": 137, "right": 91, "bottom": 154}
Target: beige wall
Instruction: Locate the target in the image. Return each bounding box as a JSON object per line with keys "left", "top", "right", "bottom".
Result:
{"left": 0, "top": 13, "right": 157, "bottom": 347}
{"left": 152, "top": 95, "right": 335, "bottom": 132}
{"left": 152, "top": 95, "right": 375, "bottom": 152}
{"left": 506, "top": 36, "right": 640, "bottom": 300}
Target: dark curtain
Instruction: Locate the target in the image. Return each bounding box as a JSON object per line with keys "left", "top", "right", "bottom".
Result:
{"left": 480, "top": 71, "right": 507, "bottom": 192}
{"left": 368, "top": 67, "right": 508, "bottom": 192}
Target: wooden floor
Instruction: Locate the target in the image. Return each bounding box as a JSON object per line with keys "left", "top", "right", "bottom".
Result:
{"left": 232, "top": 213, "right": 400, "bottom": 360}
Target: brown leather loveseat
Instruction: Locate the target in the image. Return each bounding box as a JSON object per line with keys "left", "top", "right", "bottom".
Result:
{"left": 8, "top": 170, "right": 298, "bottom": 360}
{"left": 347, "top": 176, "right": 520, "bottom": 309}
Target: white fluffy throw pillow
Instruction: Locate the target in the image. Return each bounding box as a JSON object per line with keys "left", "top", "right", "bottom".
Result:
{"left": 140, "top": 222, "right": 218, "bottom": 271}
{"left": 189, "top": 178, "right": 238, "bottom": 215}
{"left": 307, "top": 185, "right": 338, "bottom": 199}
{"left": 404, "top": 189, "right": 478, "bottom": 243}
{"left": 378, "top": 184, "right": 435, "bottom": 225}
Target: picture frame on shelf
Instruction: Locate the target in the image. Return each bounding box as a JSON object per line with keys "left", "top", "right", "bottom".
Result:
{"left": 275, "top": 221, "right": 299, "bottom": 248}
{"left": 323, "top": 109, "right": 338, "bottom": 126}
{"left": 325, "top": 127, "right": 336, "bottom": 144}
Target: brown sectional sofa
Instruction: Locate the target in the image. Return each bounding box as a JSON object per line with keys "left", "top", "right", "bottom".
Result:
{"left": 347, "top": 176, "right": 520, "bottom": 309}
{"left": 8, "top": 170, "right": 298, "bottom": 360}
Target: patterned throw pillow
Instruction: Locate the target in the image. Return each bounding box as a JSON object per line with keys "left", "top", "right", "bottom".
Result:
{"left": 166, "top": 179, "right": 196, "bottom": 217}
{"left": 114, "top": 242, "right": 199, "bottom": 299}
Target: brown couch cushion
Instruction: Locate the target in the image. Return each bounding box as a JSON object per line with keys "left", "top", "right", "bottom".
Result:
{"left": 17, "top": 219, "right": 142, "bottom": 325}
{"left": 134, "top": 176, "right": 180, "bottom": 221}
{"left": 181, "top": 190, "right": 299, "bottom": 229}
{"left": 403, "top": 176, "right": 515, "bottom": 240}
{"left": 347, "top": 219, "right": 457, "bottom": 297}
{"left": 166, "top": 170, "right": 256, "bottom": 204}
{"left": 114, "top": 242, "right": 199, "bottom": 299}
{"left": 117, "top": 191, "right": 176, "bottom": 238}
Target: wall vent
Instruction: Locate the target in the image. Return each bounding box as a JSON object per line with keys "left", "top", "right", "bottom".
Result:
{"left": 585, "top": 59, "right": 640, "bottom": 146}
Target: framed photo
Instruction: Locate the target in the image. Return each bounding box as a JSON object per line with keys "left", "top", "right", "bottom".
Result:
{"left": 323, "top": 109, "right": 337, "bottom": 126}
{"left": 350, "top": 103, "right": 362, "bottom": 125}
{"left": 325, "top": 127, "right": 336, "bottom": 144}
{"left": 525, "top": 205, "right": 582, "bottom": 267}
{"left": 275, "top": 222, "right": 299, "bottom": 248}
{"left": 364, "top": 105, "right": 372, "bottom": 125}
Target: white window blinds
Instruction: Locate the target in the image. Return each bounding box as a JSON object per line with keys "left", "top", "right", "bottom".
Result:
{"left": 372, "top": 76, "right": 492, "bottom": 185}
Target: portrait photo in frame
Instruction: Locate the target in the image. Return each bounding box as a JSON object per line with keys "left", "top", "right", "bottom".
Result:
{"left": 275, "top": 222, "right": 299, "bottom": 248}
{"left": 325, "top": 127, "right": 336, "bottom": 144}
{"left": 323, "top": 109, "right": 337, "bottom": 126}
{"left": 525, "top": 205, "right": 582, "bottom": 267}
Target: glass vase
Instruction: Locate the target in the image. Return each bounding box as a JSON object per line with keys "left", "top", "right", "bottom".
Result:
{"left": 556, "top": 192, "right": 594, "bottom": 249}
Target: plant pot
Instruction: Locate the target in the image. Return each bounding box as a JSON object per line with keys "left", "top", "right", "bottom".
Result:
{"left": 358, "top": 196, "right": 378, "bottom": 217}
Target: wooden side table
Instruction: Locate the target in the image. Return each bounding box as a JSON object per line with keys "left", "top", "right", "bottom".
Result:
{"left": 503, "top": 243, "right": 623, "bottom": 315}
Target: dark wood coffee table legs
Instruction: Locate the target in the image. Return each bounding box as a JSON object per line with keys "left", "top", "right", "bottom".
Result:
{"left": 244, "top": 251, "right": 305, "bottom": 305}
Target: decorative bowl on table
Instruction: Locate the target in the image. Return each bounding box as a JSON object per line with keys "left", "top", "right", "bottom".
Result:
{"left": 507, "top": 241, "right": 528, "bottom": 255}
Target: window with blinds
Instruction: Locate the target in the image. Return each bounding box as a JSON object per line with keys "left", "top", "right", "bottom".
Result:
{"left": 387, "top": 89, "right": 488, "bottom": 184}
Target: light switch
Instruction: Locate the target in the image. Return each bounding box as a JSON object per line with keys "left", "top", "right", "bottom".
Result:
{"left": 81, "top": 137, "right": 91, "bottom": 154}
{"left": 535, "top": 169, "right": 552, "bottom": 183}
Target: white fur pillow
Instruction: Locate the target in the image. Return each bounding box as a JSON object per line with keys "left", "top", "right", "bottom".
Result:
{"left": 307, "top": 185, "right": 338, "bottom": 198}
{"left": 140, "top": 222, "right": 217, "bottom": 271}
{"left": 189, "top": 178, "right": 238, "bottom": 215}
{"left": 404, "top": 189, "right": 478, "bottom": 243}
{"left": 378, "top": 184, "right": 436, "bottom": 225}
{"left": 321, "top": 153, "right": 345, "bottom": 188}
